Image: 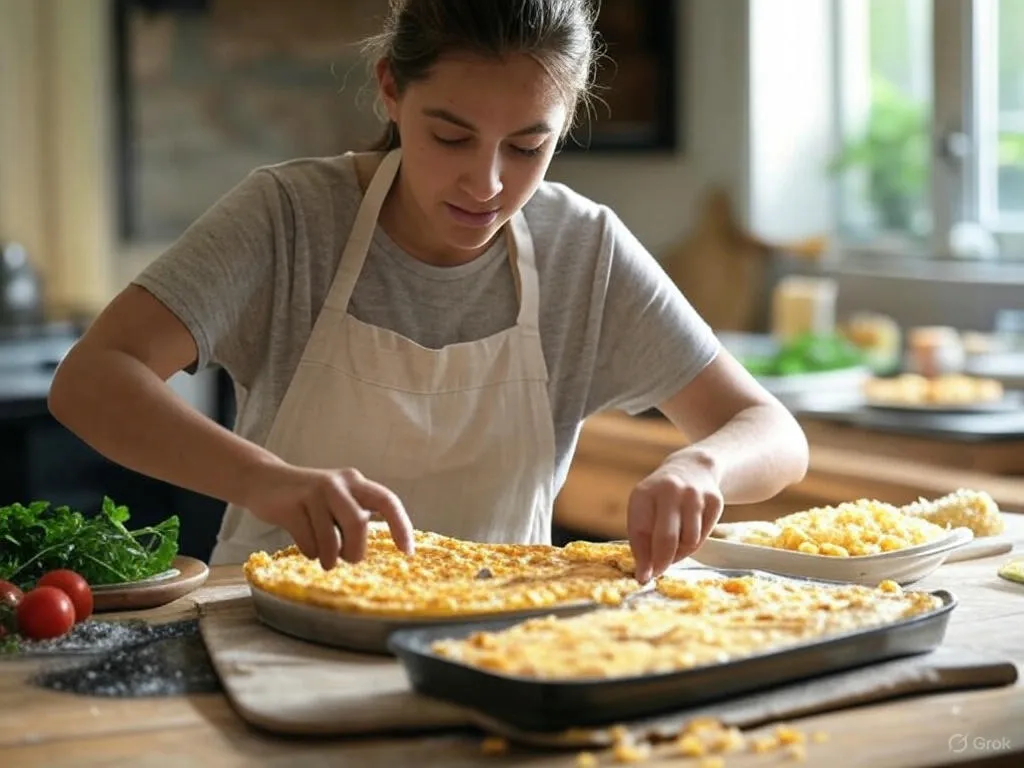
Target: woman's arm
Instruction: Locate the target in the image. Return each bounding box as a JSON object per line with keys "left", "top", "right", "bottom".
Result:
{"left": 627, "top": 348, "right": 809, "bottom": 582}
{"left": 48, "top": 285, "right": 284, "bottom": 505}
{"left": 656, "top": 348, "right": 809, "bottom": 502}
{"left": 49, "top": 285, "right": 414, "bottom": 566}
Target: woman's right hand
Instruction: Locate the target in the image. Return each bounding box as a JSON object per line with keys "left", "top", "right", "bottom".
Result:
{"left": 243, "top": 463, "right": 415, "bottom": 570}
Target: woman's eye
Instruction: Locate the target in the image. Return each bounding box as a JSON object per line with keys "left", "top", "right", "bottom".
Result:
{"left": 511, "top": 145, "right": 543, "bottom": 158}
{"left": 434, "top": 135, "right": 468, "bottom": 147}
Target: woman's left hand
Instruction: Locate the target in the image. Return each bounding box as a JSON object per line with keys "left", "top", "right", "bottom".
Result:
{"left": 626, "top": 451, "right": 725, "bottom": 583}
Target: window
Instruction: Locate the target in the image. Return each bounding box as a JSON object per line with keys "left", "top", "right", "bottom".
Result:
{"left": 978, "top": 0, "right": 1024, "bottom": 225}
{"left": 833, "top": 0, "right": 1024, "bottom": 259}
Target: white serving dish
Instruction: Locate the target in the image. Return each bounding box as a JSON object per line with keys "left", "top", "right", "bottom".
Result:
{"left": 690, "top": 523, "right": 975, "bottom": 585}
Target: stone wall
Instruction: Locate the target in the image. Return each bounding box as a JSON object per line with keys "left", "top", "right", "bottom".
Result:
{"left": 123, "top": 0, "right": 388, "bottom": 241}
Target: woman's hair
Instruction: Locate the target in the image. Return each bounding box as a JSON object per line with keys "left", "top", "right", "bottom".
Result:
{"left": 362, "top": 0, "right": 602, "bottom": 151}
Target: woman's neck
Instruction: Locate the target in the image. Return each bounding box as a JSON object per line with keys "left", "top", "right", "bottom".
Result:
{"left": 377, "top": 167, "right": 497, "bottom": 268}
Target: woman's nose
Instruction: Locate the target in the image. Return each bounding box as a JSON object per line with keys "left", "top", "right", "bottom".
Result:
{"left": 461, "top": 152, "right": 503, "bottom": 203}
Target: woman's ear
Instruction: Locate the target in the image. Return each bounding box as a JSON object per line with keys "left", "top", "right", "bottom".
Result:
{"left": 375, "top": 58, "right": 401, "bottom": 122}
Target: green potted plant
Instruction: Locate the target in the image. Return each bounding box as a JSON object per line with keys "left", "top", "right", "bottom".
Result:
{"left": 828, "top": 76, "right": 929, "bottom": 233}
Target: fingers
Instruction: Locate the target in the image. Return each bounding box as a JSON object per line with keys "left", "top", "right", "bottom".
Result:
{"left": 349, "top": 478, "right": 415, "bottom": 556}
{"left": 699, "top": 494, "right": 724, "bottom": 549}
{"left": 630, "top": 475, "right": 725, "bottom": 583}
{"left": 291, "top": 505, "right": 320, "bottom": 563}
{"left": 307, "top": 501, "right": 343, "bottom": 571}
{"left": 650, "top": 490, "right": 681, "bottom": 581}
{"left": 324, "top": 483, "right": 370, "bottom": 564}
{"left": 313, "top": 470, "right": 413, "bottom": 565}
{"left": 627, "top": 491, "right": 656, "bottom": 584}
{"left": 667, "top": 486, "right": 702, "bottom": 565}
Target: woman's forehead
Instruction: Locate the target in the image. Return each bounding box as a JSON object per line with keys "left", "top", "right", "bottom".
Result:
{"left": 405, "top": 53, "right": 568, "bottom": 132}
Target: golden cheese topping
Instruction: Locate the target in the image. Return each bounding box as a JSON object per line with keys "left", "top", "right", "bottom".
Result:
{"left": 243, "top": 526, "right": 644, "bottom": 618}
{"left": 900, "top": 488, "right": 1004, "bottom": 538}
{"left": 431, "top": 575, "right": 942, "bottom": 680}
{"left": 724, "top": 499, "right": 951, "bottom": 557}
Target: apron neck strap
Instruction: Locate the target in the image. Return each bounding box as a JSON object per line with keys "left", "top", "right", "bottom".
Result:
{"left": 324, "top": 148, "right": 402, "bottom": 312}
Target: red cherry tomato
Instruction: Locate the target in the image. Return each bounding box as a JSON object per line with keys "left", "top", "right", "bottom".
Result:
{"left": 0, "top": 580, "right": 22, "bottom": 609}
{"left": 16, "top": 586, "right": 76, "bottom": 640}
{"left": 38, "top": 570, "right": 93, "bottom": 623}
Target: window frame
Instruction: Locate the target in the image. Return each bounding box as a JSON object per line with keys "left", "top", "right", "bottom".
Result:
{"left": 832, "top": 0, "right": 1024, "bottom": 262}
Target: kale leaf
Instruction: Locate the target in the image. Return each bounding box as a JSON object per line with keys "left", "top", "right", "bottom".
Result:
{"left": 0, "top": 497, "right": 180, "bottom": 591}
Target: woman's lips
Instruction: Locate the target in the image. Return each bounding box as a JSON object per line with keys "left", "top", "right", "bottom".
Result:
{"left": 445, "top": 203, "right": 499, "bottom": 228}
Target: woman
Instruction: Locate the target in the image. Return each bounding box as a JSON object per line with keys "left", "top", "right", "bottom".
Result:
{"left": 48, "top": 0, "right": 808, "bottom": 583}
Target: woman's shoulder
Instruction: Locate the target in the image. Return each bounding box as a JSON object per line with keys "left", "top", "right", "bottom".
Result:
{"left": 526, "top": 177, "right": 608, "bottom": 224}
{"left": 223, "top": 152, "right": 389, "bottom": 242}
{"left": 248, "top": 152, "right": 377, "bottom": 207}
{"left": 523, "top": 177, "right": 625, "bottom": 258}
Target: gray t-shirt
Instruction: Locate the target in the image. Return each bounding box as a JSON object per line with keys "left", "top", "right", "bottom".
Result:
{"left": 133, "top": 153, "right": 720, "bottom": 493}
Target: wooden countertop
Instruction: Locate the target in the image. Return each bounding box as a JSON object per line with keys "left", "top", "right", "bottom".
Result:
{"left": 590, "top": 411, "right": 1024, "bottom": 507}
{"left": 1, "top": 558, "right": 1023, "bottom": 767}
{"left": 554, "top": 412, "right": 1024, "bottom": 541}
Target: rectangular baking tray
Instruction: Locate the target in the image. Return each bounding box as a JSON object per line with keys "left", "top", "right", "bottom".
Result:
{"left": 386, "top": 570, "right": 958, "bottom": 731}
{"left": 249, "top": 582, "right": 646, "bottom": 656}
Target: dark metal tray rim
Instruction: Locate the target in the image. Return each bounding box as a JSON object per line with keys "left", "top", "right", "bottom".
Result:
{"left": 387, "top": 568, "right": 958, "bottom": 688}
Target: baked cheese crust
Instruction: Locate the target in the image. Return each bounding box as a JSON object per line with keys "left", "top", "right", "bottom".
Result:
{"left": 243, "top": 525, "right": 644, "bottom": 618}
{"left": 430, "top": 575, "right": 943, "bottom": 680}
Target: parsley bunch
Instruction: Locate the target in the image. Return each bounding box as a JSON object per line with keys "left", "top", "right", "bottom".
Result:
{"left": 0, "top": 497, "right": 180, "bottom": 592}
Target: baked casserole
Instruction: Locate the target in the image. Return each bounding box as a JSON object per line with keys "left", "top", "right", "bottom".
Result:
{"left": 243, "top": 525, "right": 644, "bottom": 618}
{"left": 430, "top": 575, "right": 943, "bottom": 680}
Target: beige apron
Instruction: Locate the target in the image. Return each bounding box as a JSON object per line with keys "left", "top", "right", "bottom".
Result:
{"left": 209, "top": 149, "right": 557, "bottom": 565}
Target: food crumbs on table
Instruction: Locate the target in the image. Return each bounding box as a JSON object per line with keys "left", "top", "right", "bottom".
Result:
{"left": 811, "top": 731, "right": 830, "bottom": 743}
{"left": 711, "top": 726, "right": 746, "bottom": 754}
{"left": 749, "top": 734, "right": 780, "bottom": 753}
{"left": 575, "top": 752, "right": 598, "bottom": 767}
{"left": 674, "top": 733, "right": 705, "bottom": 757}
{"left": 698, "top": 757, "right": 725, "bottom": 768}
{"left": 775, "top": 724, "right": 807, "bottom": 745}
{"left": 479, "top": 736, "right": 509, "bottom": 755}
{"left": 787, "top": 743, "right": 808, "bottom": 762}
{"left": 611, "top": 740, "right": 650, "bottom": 764}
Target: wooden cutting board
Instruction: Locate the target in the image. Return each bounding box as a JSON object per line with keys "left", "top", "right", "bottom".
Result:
{"left": 196, "top": 595, "right": 471, "bottom": 736}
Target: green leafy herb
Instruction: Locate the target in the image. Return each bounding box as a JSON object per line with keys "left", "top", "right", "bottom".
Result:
{"left": 743, "top": 332, "right": 864, "bottom": 377}
{"left": 0, "top": 497, "right": 180, "bottom": 592}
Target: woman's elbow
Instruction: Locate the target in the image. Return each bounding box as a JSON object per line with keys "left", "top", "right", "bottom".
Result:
{"left": 47, "top": 346, "right": 86, "bottom": 427}
{"left": 778, "top": 404, "right": 810, "bottom": 485}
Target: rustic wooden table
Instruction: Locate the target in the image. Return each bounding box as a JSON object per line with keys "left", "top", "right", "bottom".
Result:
{"left": 2, "top": 553, "right": 1023, "bottom": 768}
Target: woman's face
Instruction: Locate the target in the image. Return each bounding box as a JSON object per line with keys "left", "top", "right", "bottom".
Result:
{"left": 377, "top": 52, "right": 569, "bottom": 263}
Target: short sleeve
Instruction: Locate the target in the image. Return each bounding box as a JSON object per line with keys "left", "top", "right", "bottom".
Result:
{"left": 131, "top": 169, "right": 292, "bottom": 386}
{"left": 586, "top": 207, "right": 721, "bottom": 416}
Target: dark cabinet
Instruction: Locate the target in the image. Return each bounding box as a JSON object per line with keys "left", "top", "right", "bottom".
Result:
{"left": 0, "top": 411, "right": 228, "bottom": 562}
{"left": 0, "top": 334, "right": 234, "bottom": 563}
